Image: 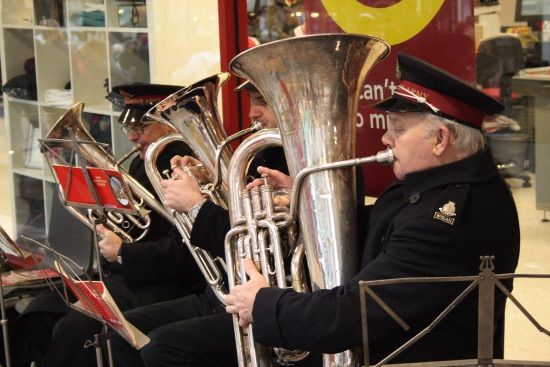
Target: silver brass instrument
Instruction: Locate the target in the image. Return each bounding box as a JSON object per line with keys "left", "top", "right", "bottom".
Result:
{"left": 226, "top": 34, "right": 391, "bottom": 367}
{"left": 144, "top": 73, "right": 260, "bottom": 302}
{"left": 145, "top": 73, "right": 262, "bottom": 204}
{"left": 41, "top": 102, "right": 175, "bottom": 243}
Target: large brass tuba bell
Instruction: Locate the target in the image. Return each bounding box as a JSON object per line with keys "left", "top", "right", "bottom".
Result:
{"left": 42, "top": 102, "right": 174, "bottom": 243}
{"left": 226, "top": 33, "right": 390, "bottom": 367}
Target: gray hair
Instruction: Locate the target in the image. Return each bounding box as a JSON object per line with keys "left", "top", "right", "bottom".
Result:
{"left": 423, "top": 113, "right": 485, "bottom": 159}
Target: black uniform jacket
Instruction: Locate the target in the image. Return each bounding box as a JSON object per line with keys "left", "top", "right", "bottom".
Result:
{"left": 251, "top": 147, "right": 520, "bottom": 363}
{"left": 190, "top": 147, "right": 289, "bottom": 261}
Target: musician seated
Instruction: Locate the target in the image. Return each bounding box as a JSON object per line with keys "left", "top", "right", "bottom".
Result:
{"left": 225, "top": 53, "right": 520, "bottom": 364}
{"left": 11, "top": 84, "right": 205, "bottom": 367}
{"left": 109, "top": 81, "right": 333, "bottom": 367}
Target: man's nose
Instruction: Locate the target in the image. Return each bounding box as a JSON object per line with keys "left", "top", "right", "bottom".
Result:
{"left": 249, "top": 105, "right": 261, "bottom": 120}
{"left": 381, "top": 130, "right": 391, "bottom": 146}
{"left": 127, "top": 130, "right": 140, "bottom": 141}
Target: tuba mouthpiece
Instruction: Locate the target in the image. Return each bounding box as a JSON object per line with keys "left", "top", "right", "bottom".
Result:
{"left": 373, "top": 147, "right": 394, "bottom": 165}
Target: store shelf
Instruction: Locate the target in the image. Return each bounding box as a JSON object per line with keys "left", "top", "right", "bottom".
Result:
{"left": 12, "top": 167, "right": 44, "bottom": 181}
{"left": 0, "top": 0, "right": 222, "bottom": 239}
{"left": 0, "top": 1, "right": 134, "bottom": 239}
{"left": 474, "top": 5, "right": 502, "bottom": 16}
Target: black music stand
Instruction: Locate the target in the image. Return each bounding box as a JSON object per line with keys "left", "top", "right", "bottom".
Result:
{"left": 0, "top": 225, "right": 24, "bottom": 367}
{"left": 359, "top": 256, "right": 550, "bottom": 367}
{"left": 26, "top": 238, "right": 149, "bottom": 367}
{"left": 0, "top": 226, "right": 62, "bottom": 367}
{"left": 40, "top": 127, "right": 139, "bottom": 281}
{"left": 40, "top": 128, "right": 144, "bottom": 367}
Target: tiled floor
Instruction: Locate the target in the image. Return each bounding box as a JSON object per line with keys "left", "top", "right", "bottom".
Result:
{"left": 0, "top": 116, "right": 548, "bottom": 361}
{"left": 502, "top": 176, "right": 550, "bottom": 360}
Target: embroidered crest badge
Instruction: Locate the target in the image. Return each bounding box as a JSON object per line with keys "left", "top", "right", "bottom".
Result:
{"left": 433, "top": 201, "right": 456, "bottom": 225}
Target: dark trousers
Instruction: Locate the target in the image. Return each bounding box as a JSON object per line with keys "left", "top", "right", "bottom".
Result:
{"left": 11, "top": 310, "right": 60, "bottom": 367}
{"left": 12, "top": 272, "right": 200, "bottom": 367}
{"left": 43, "top": 310, "right": 102, "bottom": 367}
{"left": 113, "top": 293, "right": 322, "bottom": 367}
{"left": 112, "top": 293, "right": 237, "bottom": 367}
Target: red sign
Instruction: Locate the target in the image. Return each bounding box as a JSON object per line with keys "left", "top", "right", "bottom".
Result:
{"left": 303, "top": 0, "right": 476, "bottom": 195}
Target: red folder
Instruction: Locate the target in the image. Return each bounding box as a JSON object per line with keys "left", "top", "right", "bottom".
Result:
{"left": 1, "top": 268, "right": 59, "bottom": 287}
{"left": 0, "top": 224, "right": 44, "bottom": 270}
{"left": 52, "top": 164, "right": 135, "bottom": 213}
{"left": 58, "top": 266, "right": 149, "bottom": 349}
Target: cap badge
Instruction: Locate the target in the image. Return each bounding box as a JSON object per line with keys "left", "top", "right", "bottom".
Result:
{"left": 433, "top": 201, "right": 456, "bottom": 225}
{"left": 155, "top": 95, "right": 177, "bottom": 113}
{"left": 395, "top": 85, "right": 439, "bottom": 114}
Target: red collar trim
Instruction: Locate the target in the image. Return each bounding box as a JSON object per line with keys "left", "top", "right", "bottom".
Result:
{"left": 398, "top": 80, "right": 485, "bottom": 129}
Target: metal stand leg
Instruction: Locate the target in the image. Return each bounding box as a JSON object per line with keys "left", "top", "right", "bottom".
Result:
{"left": 84, "top": 334, "right": 104, "bottom": 367}
{"left": 542, "top": 210, "right": 549, "bottom": 223}
{"left": 84, "top": 327, "right": 114, "bottom": 367}
{"left": 0, "top": 256, "right": 12, "bottom": 367}
{"left": 105, "top": 326, "right": 114, "bottom": 367}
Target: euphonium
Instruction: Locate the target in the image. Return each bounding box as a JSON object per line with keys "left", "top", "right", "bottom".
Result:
{"left": 143, "top": 73, "right": 260, "bottom": 302}
{"left": 226, "top": 34, "right": 391, "bottom": 367}
{"left": 41, "top": 102, "right": 174, "bottom": 243}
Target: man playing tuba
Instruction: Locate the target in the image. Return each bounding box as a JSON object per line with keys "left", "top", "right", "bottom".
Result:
{"left": 226, "top": 53, "right": 520, "bottom": 364}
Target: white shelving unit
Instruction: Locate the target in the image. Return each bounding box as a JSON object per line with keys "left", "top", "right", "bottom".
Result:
{"left": 0, "top": 0, "right": 222, "bottom": 239}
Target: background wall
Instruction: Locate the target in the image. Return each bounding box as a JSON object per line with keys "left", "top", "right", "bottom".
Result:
{"left": 149, "top": 0, "right": 221, "bottom": 86}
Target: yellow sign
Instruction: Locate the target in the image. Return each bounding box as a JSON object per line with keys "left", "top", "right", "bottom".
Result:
{"left": 320, "top": 0, "right": 445, "bottom": 45}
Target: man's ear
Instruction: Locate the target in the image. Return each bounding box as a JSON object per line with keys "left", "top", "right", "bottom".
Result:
{"left": 432, "top": 125, "right": 452, "bottom": 157}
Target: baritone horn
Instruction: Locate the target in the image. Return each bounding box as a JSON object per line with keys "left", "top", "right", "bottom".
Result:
{"left": 41, "top": 102, "right": 174, "bottom": 243}
{"left": 226, "top": 34, "right": 391, "bottom": 367}
{"left": 143, "top": 73, "right": 260, "bottom": 302}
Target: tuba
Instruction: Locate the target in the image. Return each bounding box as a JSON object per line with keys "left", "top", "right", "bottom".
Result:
{"left": 41, "top": 102, "right": 174, "bottom": 243}
{"left": 143, "top": 73, "right": 260, "bottom": 302}
{"left": 226, "top": 34, "right": 391, "bottom": 367}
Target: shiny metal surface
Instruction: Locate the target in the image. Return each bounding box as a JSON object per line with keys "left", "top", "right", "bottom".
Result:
{"left": 144, "top": 72, "right": 233, "bottom": 196}
{"left": 144, "top": 134, "right": 228, "bottom": 302}
{"left": 229, "top": 33, "right": 390, "bottom": 367}
{"left": 143, "top": 73, "right": 249, "bottom": 303}
{"left": 42, "top": 102, "right": 174, "bottom": 242}
{"left": 230, "top": 33, "right": 389, "bottom": 291}
{"left": 224, "top": 128, "right": 289, "bottom": 367}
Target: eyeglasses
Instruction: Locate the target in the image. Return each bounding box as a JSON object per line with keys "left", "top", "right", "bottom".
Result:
{"left": 121, "top": 123, "right": 147, "bottom": 135}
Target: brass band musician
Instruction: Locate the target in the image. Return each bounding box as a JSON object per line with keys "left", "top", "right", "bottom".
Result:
{"left": 226, "top": 53, "right": 520, "bottom": 364}
{"left": 11, "top": 85, "right": 205, "bottom": 367}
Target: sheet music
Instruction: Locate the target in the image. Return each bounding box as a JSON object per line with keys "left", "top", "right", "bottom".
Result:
{"left": 55, "top": 262, "right": 150, "bottom": 349}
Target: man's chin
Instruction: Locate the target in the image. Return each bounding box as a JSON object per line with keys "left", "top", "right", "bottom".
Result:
{"left": 138, "top": 146, "right": 148, "bottom": 160}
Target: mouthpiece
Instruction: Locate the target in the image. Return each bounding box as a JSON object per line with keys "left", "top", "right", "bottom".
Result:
{"left": 371, "top": 147, "right": 394, "bottom": 165}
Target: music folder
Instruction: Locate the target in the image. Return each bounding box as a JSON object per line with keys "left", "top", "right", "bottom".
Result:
{"left": 1, "top": 268, "right": 59, "bottom": 287}
{"left": 55, "top": 262, "right": 150, "bottom": 349}
{"left": 52, "top": 164, "right": 136, "bottom": 214}
{"left": 0, "top": 226, "right": 59, "bottom": 286}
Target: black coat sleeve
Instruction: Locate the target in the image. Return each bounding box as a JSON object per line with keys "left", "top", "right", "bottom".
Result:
{"left": 119, "top": 227, "right": 202, "bottom": 287}
{"left": 189, "top": 200, "right": 231, "bottom": 259}
{"left": 187, "top": 148, "right": 287, "bottom": 258}
{"left": 119, "top": 140, "right": 200, "bottom": 286}
{"left": 251, "top": 183, "right": 519, "bottom": 357}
